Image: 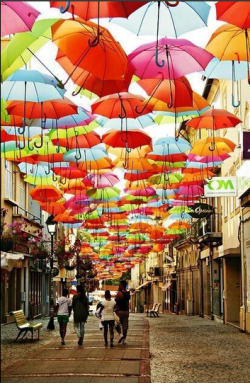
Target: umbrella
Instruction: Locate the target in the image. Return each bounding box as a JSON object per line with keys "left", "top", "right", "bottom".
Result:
{"left": 92, "top": 92, "right": 152, "bottom": 120}
{"left": 83, "top": 173, "right": 119, "bottom": 189}
{"left": 111, "top": 1, "right": 210, "bottom": 38}
{"left": 63, "top": 146, "right": 107, "bottom": 163}
{"left": 215, "top": 2, "right": 250, "bottom": 29}
{"left": 29, "top": 185, "right": 63, "bottom": 202}
{"left": 97, "top": 115, "right": 154, "bottom": 130}
{"left": 1, "top": 1, "right": 40, "bottom": 36}
{"left": 50, "top": 1, "right": 147, "bottom": 19}
{"left": 151, "top": 137, "right": 191, "bottom": 156}
{"left": 56, "top": 49, "right": 132, "bottom": 98}
{"left": 102, "top": 129, "right": 152, "bottom": 150}
{"left": 52, "top": 19, "right": 127, "bottom": 83}
{"left": 137, "top": 76, "right": 193, "bottom": 108}
{"left": 190, "top": 137, "right": 236, "bottom": 156}
{"left": 128, "top": 38, "right": 213, "bottom": 79}
{"left": 51, "top": 131, "right": 101, "bottom": 149}
{"left": 202, "top": 58, "right": 249, "bottom": 81}
{"left": 2, "top": 70, "right": 65, "bottom": 102}
{"left": 1, "top": 18, "right": 60, "bottom": 82}
{"left": 205, "top": 24, "right": 250, "bottom": 88}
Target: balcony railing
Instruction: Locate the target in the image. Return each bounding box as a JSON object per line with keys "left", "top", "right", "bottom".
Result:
{"left": 13, "top": 205, "right": 42, "bottom": 225}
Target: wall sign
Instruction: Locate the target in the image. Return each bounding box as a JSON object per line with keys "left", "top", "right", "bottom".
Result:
{"left": 204, "top": 177, "right": 237, "bottom": 197}
{"left": 243, "top": 132, "right": 250, "bottom": 160}
{"left": 189, "top": 203, "right": 214, "bottom": 219}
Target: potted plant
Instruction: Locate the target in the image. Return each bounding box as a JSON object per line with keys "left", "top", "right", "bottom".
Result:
{"left": 1, "top": 230, "right": 14, "bottom": 252}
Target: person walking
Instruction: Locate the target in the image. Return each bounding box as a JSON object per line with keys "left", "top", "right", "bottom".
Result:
{"left": 57, "top": 288, "right": 72, "bottom": 346}
{"left": 99, "top": 290, "right": 116, "bottom": 347}
{"left": 72, "top": 285, "right": 89, "bottom": 346}
{"left": 115, "top": 280, "right": 130, "bottom": 345}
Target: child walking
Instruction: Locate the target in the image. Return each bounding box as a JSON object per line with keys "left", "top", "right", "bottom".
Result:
{"left": 57, "top": 288, "right": 72, "bottom": 345}
{"left": 99, "top": 290, "right": 116, "bottom": 348}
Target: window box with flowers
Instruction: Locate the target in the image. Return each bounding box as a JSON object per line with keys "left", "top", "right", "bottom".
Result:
{"left": 1, "top": 214, "right": 33, "bottom": 253}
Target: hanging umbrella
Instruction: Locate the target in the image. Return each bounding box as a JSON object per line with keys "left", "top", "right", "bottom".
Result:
{"left": 177, "top": 185, "right": 204, "bottom": 197}
{"left": 51, "top": 131, "right": 101, "bottom": 149}
{"left": 97, "top": 115, "right": 155, "bottom": 130}
{"left": 91, "top": 92, "right": 152, "bottom": 119}
{"left": 2, "top": 69, "right": 66, "bottom": 102}
{"left": 56, "top": 49, "right": 132, "bottom": 98}
{"left": 137, "top": 76, "right": 193, "bottom": 109}
{"left": 111, "top": 1, "right": 210, "bottom": 38}
{"left": 187, "top": 153, "right": 230, "bottom": 163}
{"left": 83, "top": 173, "right": 119, "bottom": 189}
{"left": 87, "top": 187, "right": 120, "bottom": 201}
{"left": 190, "top": 137, "right": 236, "bottom": 156}
{"left": 215, "top": 2, "right": 250, "bottom": 29}
{"left": 205, "top": 24, "right": 250, "bottom": 87}
{"left": 39, "top": 201, "right": 66, "bottom": 215}
{"left": 1, "top": 1, "right": 40, "bottom": 36}
{"left": 63, "top": 146, "right": 107, "bottom": 163}
{"left": 128, "top": 38, "right": 213, "bottom": 79}
{"left": 168, "top": 221, "right": 191, "bottom": 230}
{"left": 201, "top": 58, "right": 249, "bottom": 81}
{"left": 50, "top": 1, "right": 147, "bottom": 19}
{"left": 29, "top": 185, "right": 63, "bottom": 202}
{"left": 52, "top": 19, "right": 128, "bottom": 83}
{"left": 151, "top": 137, "right": 191, "bottom": 155}
{"left": 102, "top": 129, "right": 152, "bottom": 150}
{"left": 1, "top": 18, "right": 60, "bottom": 82}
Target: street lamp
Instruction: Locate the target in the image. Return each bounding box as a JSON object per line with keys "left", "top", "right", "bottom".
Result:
{"left": 74, "top": 239, "right": 82, "bottom": 285}
{"left": 46, "top": 215, "right": 57, "bottom": 330}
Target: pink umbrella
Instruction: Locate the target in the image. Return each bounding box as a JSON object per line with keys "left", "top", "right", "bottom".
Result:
{"left": 1, "top": 1, "right": 40, "bottom": 36}
{"left": 83, "top": 173, "right": 120, "bottom": 189}
{"left": 171, "top": 201, "right": 196, "bottom": 206}
{"left": 130, "top": 207, "right": 153, "bottom": 215}
{"left": 125, "top": 187, "right": 157, "bottom": 197}
{"left": 187, "top": 153, "right": 230, "bottom": 163}
{"left": 128, "top": 38, "right": 213, "bottom": 79}
{"left": 177, "top": 185, "right": 204, "bottom": 197}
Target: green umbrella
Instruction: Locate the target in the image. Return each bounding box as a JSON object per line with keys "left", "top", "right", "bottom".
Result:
{"left": 1, "top": 99, "right": 10, "bottom": 122}
{"left": 1, "top": 19, "right": 59, "bottom": 81}
{"left": 148, "top": 173, "right": 183, "bottom": 185}
{"left": 168, "top": 206, "right": 194, "bottom": 214}
{"left": 48, "top": 122, "right": 98, "bottom": 140}
{"left": 86, "top": 187, "right": 120, "bottom": 200}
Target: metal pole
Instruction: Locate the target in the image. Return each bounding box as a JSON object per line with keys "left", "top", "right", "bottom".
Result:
{"left": 47, "top": 234, "right": 55, "bottom": 330}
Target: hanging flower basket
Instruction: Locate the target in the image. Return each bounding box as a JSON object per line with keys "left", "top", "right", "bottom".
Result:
{"left": 1, "top": 238, "right": 13, "bottom": 252}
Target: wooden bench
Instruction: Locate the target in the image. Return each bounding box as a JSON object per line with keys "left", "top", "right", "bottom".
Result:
{"left": 11, "top": 310, "right": 43, "bottom": 342}
{"left": 145, "top": 303, "right": 158, "bottom": 317}
{"left": 149, "top": 303, "right": 161, "bottom": 317}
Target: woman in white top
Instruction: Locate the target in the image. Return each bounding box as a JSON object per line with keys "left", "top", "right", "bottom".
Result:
{"left": 99, "top": 290, "right": 116, "bottom": 347}
{"left": 57, "top": 288, "right": 72, "bottom": 345}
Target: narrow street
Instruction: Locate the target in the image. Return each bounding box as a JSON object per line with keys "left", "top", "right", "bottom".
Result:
{"left": 2, "top": 314, "right": 250, "bottom": 383}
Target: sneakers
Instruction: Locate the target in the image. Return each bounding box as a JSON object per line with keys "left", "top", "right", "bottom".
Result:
{"left": 118, "top": 336, "right": 124, "bottom": 344}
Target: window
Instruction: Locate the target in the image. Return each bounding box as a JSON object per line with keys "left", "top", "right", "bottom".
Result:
{"left": 5, "top": 161, "right": 14, "bottom": 199}
{"left": 28, "top": 184, "right": 41, "bottom": 221}
{"left": 20, "top": 178, "right": 26, "bottom": 211}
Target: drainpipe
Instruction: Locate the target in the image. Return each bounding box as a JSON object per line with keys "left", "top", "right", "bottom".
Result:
{"left": 210, "top": 244, "right": 214, "bottom": 320}
{"left": 240, "top": 215, "right": 249, "bottom": 332}
{"left": 199, "top": 247, "right": 204, "bottom": 318}
{"left": 191, "top": 264, "right": 194, "bottom": 315}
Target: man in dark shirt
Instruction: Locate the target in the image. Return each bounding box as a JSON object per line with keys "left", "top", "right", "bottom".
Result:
{"left": 115, "top": 280, "right": 130, "bottom": 345}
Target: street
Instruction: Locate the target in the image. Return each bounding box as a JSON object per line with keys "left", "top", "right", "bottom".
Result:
{"left": 2, "top": 314, "right": 250, "bottom": 383}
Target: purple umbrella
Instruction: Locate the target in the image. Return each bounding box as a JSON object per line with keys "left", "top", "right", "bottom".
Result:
{"left": 1, "top": 1, "right": 40, "bottom": 36}
{"left": 128, "top": 38, "right": 213, "bottom": 79}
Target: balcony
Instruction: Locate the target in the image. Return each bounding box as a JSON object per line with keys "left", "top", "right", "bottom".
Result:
{"left": 173, "top": 213, "right": 222, "bottom": 248}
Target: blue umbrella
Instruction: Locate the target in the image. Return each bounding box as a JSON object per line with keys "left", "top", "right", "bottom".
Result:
{"left": 2, "top": 69, "right": 65, "bottom": 102}
{"left": 28, "top": 107, "right": 93, "bottom": 129}
{"left": 111, "top": 1, "right": 210, "bottom": 37}
{"left": 97, "top": 115, "right": 155, "bottom": 130}
{"left": 3, "top": 126, "right": 47, "bottom": 138}
{"left": 202, "top": 58, "right": 248, "bottom": 81}
{"left": 186, "top": 161, "right": 222, "bottom": 169}
{"left": 151, "top": 137, "right": 191, "bottom": 155}
{"left": 63, "top": 145, "right": 107, "bottom": 162}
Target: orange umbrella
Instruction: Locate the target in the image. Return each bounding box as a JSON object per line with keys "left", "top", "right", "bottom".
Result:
{"left": 52, "top": 19, "right": 127, "bottom": 82}
{"left": 168, "top": 221, "right": 191, "bottom": 230}
{"left": 39, "top": 201, "right": 66, "bottom": 215}
{"left": 53, "top": 211, "right": 81, "bottom": 223}
{"left": 77, "top": 157, "right": 113, "bottom": 171}
{"left": 114, "top": 158, "right": 157, "bottom": 171}
{"left": 29, "top": 185, "right": 63, "bottom": 203}
{"left": 56, "top": 49, "right": 132, "bottom": 97}
{"left": 186, "top": 109, "right": 242, "bottom": 130}
{"left": 190, "top": 137, "right": 236, "bottom": 156}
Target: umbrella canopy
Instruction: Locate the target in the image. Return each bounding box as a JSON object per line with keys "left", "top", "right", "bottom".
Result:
{"left": 128, "top": 38, "right": 213, "bottom": 79}
{"left": 29, "top": 185, "right": 63, "bottom": 202}
{"left": 1, "top": 1, "right": 40, "bottom": 36}
{"left": 52, "top": 19, "right": 128, "bottom": 81}
{"left": 186, "top": 109, "right": 242, "bottom": 130}
{"left": 103, "top": 129, "right": 152, "bottom": 149}
{"left": 191, "top": 137, "right": 236, "bottom": 157}
{"left": 112, "top": 1, "right": 211, "bottom": 37}
{"left": 215, "top": 2, "right": 250, "bottom": 29}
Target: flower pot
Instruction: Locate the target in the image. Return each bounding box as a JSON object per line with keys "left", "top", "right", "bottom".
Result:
{"left": 1, "top": 240, "right": 13, "bottom": 252}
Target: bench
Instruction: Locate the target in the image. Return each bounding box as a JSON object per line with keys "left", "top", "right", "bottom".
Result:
{"left": 145, "top": 303, "right": 158, "bottom": 317}
{"left": 149, "top": 303, "right": 161, "bottom": 317}
{"left": 11, "top": 310, "right": 43, "bottom": 342}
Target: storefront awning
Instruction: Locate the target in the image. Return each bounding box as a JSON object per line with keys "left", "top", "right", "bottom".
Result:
{"left": 136, "top": 281, "right": 152, "bottom": 291}
{"left": 161, "top": 282, "right": 173, "bottom": 291}
{"left": 1, "top": 252, "right": 24, "bottom": 272}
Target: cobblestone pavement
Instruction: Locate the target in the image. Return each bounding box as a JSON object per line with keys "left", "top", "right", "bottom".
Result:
{"left": 148, "top": 314, "right": 250, "bottom": 383}
{"left": 1, "top": 314, "right": 150, "bottom": 383}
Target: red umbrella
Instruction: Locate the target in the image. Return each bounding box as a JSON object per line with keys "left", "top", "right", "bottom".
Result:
{"left": 56, "top": 49, "right": 132, "bottom": 97}
{"left": 29, "top": 185, "right": 63, "bottom": 203}
{"left": 51, "top": 131, "right": 101, "bottom": 149}
{"left": 186, "top": 109, "right": 242, "bottom": 130}
{"left": 103, "top": 129, "right": 152, "bottom": 149}
{"left": 51, "top": 167, "right": 87, "bottom": 179}
{"left": 92, "top": 92, "right": 152, "bottom": 119}
{"left": 215, "top": 2, "right": 250, "bottom": 29}
{"left": 137, "top": 76, "right": 193, "bottom": 108}
{"left": 6, "top": 98, "right": 78, "bottom": 120}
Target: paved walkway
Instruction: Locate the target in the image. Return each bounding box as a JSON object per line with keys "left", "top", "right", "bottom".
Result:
{"left": 149, "top": 314, "right": 250, "bottom": 383}
{"left": 2, "top": 314, "right": 150, "bottom": 383}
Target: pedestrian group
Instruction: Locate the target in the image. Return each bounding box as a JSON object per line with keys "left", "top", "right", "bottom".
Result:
{"left": 56, "top": 280, "right": 130, "bottom": 347}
